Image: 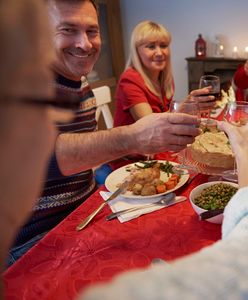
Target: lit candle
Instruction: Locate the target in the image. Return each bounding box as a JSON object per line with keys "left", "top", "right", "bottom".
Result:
{"left": 219, "top": 44, "right": 224, "bottom": 56}
{"left": 233, "top": 46, "right": 238, "bottom": 58}
{"left": 245, "top": 46, "right": 248, "bottom": 59}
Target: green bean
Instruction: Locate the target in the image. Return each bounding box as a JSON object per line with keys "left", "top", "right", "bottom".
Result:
{"left": 134, "top": 160, "right": 176, "bottom": 177}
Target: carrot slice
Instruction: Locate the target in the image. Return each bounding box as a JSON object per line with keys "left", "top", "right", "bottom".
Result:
{"left": 170, "top": 174, "right": 180, "bottom": 183}
{"left": 156, "top": 184, "right": 166, "bottom": 194}
{"left": 165, "top": 180, "right": 176, "bottom": 190}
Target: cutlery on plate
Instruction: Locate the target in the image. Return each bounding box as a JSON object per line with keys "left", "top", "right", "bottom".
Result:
{"left": 199, "top": 208, "right": 224, "bottom": 220}
{"left": 76, "top": 180, "right": 129, "bottom": 231}
{"left": 106, "top": 193, "right": 187, "bottom": 221}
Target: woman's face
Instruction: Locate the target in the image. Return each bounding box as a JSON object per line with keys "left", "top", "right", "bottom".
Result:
{"left": 137, "top": 37, "right": 170, "bottom": 80}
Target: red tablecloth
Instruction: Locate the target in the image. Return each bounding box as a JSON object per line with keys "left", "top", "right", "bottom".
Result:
{"left": 4, "top": 155, "right": 221, "bottom": 300}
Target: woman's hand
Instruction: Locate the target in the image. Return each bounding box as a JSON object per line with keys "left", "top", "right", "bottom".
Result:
{"left": 188, "top": 87, "right": 216, "bottom": 111}
{"left": 218, "top": 121, "right": 248, "bottom": 187}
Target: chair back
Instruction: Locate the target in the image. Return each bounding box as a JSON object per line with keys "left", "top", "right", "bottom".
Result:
{"left": 93, "top": 85, "right": 113, "bottom": 129}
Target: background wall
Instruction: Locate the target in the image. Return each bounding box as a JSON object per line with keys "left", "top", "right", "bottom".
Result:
{"left": 119, "top": 0, "right": 248, "bottom": 99}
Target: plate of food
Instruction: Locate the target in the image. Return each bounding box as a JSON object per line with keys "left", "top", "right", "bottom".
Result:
{"left": 105, "top": 160, "right": 189, "bottom": 199}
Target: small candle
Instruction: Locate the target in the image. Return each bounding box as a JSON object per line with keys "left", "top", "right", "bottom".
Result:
{"left": 233, "top": 46, "right": 238, "bottom": 58}
{"left": 219, "top": 44, "right": 224, "bottom": 56}
{"left": 245, "top": 46, "right": 248, "bottom": 58}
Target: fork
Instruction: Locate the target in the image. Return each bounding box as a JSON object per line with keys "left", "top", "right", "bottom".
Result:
{"left": 106, "top": 192, "right": 178, "bottom": 221}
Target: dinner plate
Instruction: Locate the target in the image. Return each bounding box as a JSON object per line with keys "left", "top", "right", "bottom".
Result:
{"left": 105, "top": 160, "right": 189, "bottom": 199}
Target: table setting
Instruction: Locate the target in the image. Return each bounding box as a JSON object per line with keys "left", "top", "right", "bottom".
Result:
{"left": 5, "top": 75, "right": 242, "bottom": 300}
{"left": 4, "top": 152, "right": 221, "bottom": 300}
{"left": 100, "top": 190, "right": 187, "bottom": 222}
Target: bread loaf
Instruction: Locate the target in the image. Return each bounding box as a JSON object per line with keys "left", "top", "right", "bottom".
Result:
{"left": 189, "top": 131, "right": 234, "bottom": 168}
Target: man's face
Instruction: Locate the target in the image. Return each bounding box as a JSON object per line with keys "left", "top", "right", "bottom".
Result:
{"left": 48, "top": 0, "right": 101, "bottom": 81}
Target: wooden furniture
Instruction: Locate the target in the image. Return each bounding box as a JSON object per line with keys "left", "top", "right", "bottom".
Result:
{"left": 89, "top": 0, "right": 125, "bottom": 90}
{"left": 186, "top": 57, "right": 246, "bottom": 92}
{"left": 93, "top": 85, "right": 113, "bottom": 129}
{"left": 88, "top": 0, "right": 125, "bottom": 129}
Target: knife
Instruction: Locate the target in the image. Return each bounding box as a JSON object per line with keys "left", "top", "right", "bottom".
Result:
{"left": 76, "top": 180, "right": 129, "bottom": 231}
{"left": 106, "top": 193, "right": 187, "bottom": 221}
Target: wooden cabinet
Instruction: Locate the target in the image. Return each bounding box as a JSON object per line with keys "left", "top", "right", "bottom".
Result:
{"left": 89, "top": 0, "right": 125, "bottom": 90}
{"left": 88, "top": 0, "right": 125, "bottom": 129}
{"left": 186, "top": 57, "right": 246, "bottom": 92}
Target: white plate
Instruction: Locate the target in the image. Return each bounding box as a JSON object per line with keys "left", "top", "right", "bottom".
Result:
{"left": 105, "top": 160, "right": 189, "bottom": 199}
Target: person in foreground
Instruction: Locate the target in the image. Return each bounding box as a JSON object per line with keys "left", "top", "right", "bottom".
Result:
{"left": 0, "top": 0, "right": 65, "bottom": 295}
{"left": 82, "top": 121, "right": 248, "bottom": 299}
{"left": 5, "top": 0, "right": 201, "bottom": 266}
{"left": 114, "top": 20, "right": 216, "bottom": 127}
{"left": 233, "top": 59, "right": 248, "bottom": 101}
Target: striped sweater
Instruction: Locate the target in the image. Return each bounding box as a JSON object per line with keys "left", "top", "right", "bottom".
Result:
{"left": 14, "top": 74, "right": 97, "bottom": 245}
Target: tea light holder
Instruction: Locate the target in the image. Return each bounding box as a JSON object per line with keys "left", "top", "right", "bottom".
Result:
{"left": 245, "top": 46, "right": 248, "bottom": 59}
{"left": 219, "top": 44, "right": 224, "bottom": 57}
{"left": 232, "top": 46, "right": 238, "bottom": 58}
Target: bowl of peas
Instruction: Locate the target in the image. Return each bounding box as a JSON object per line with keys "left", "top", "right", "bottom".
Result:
{"left": 189, "top": 181, "right": 238, "bottom": 224}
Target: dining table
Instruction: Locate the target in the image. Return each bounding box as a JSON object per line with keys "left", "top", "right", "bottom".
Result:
{"left": 3, "top": 152, "right": 222, "bottom": 300}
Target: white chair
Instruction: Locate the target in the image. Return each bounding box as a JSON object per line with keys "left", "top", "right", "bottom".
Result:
{"left": 93, "top": 85, "right": 114, "bottom": 129}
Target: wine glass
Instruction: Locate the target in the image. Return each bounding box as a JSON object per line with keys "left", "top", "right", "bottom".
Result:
{"left": 199, "top": 75, "right": 220, "bottom": 120}
{"left": 169, "top": 99, "right": 200, "bottom": 174}
{"left": 222, "top": 101, "right": 248, "bottom": 182}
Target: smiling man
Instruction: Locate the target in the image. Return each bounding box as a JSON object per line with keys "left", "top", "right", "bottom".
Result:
{"left": 8, "top": 0, "right": 201, "bottom": 266}
{"left": 49, "top": 0, "right": 101, "bottom": 80}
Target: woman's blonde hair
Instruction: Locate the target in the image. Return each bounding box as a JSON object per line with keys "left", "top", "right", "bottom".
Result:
{"left": 126, "top": 20, "right": 174, "bottom": 99}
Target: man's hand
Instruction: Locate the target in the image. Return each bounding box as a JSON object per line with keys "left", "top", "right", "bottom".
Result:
{"left": 130, "top": 112, "right": 201, "bottom": 154}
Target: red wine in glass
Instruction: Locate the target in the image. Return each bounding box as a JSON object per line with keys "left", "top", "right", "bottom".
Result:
{"left": 199, "top": 75, "right": 220, "bottom": 118}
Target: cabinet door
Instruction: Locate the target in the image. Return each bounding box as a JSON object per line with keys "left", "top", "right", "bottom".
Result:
{"left": 187, "top": 61, "right": 204, "bottom": 91}
{"left": 88, "top": 0, "right": 125, "bottom": 89}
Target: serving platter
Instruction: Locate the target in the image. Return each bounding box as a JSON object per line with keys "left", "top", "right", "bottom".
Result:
{"left": 177, "top": 148, "right": 232, "bottom": 176}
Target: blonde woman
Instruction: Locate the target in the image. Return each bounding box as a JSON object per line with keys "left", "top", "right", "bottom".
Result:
{"left": 114, "top": 20, "right": 214, "bottom": 127}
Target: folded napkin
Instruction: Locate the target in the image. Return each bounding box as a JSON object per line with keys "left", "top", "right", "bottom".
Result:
{"left": 100, "top": 191, "right": 181, "bottom": 223}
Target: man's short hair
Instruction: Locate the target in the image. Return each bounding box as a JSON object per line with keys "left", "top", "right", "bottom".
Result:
{"left": 47, "top": 0, "right": 98, "bottom": 13}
